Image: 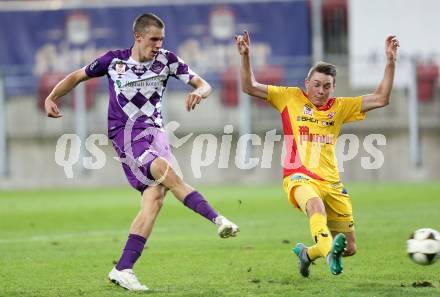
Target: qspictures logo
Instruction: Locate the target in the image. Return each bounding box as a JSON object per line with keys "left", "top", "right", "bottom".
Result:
{"left": 54, "top": 121, "right": 387, "bottom": 182}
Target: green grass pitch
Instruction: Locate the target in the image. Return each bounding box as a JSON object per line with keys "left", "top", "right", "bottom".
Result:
{"left": 0, "top": 183, "right": 439, "bottom": 297}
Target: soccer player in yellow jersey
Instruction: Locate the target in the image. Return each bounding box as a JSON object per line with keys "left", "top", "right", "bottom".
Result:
{"left": 235, "top": 30, "right": 399, "bottom": 277}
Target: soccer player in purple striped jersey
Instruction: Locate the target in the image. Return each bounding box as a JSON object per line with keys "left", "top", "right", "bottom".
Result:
{"left": 44, "top": 13, "right": 239, "bottom": 291}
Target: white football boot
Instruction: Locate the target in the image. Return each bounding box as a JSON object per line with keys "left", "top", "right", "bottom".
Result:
{"left": 108, "top": 267, "right": 149, "bottom": 291}
{"left": 214, "top": 215, "right": 239, "bottom": 238}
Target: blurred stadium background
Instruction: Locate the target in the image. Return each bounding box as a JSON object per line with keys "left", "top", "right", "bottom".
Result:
{"left": 0, "top": 0, "right": 439, "bottom": 190}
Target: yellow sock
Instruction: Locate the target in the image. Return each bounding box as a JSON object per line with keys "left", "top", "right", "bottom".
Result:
{"left": 309, "top": 213, "right": 332, "bottom": 258}
{"left": 307, "top": 244, "right": 321, "bottom": 261}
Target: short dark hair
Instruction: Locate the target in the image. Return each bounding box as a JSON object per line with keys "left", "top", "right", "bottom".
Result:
{"left": 307, "top": 61, "right": 337, "bottom": 84}
{"left": 133, "top": 13, "right": 165, "bottom": 36}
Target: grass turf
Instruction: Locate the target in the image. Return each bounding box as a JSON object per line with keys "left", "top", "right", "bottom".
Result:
{"left": 0, "top": 183, "right": 439, "bottom": 296}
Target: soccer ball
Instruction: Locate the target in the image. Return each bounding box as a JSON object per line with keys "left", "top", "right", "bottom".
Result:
{"left": 407, "top": 228, "right": 440, "bottom": 265}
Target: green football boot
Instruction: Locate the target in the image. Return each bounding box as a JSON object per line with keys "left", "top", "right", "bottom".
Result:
{"left": 327, "top": 233, "right": 347, "bottom": 275}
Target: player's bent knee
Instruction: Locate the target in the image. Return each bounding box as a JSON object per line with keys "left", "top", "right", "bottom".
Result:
{"left": 150, "top": 158, "right": 183, "bottom": 189}
{"left": 150, "top": 158, "right": 170, "bottom": 179}
{"left": 152, "top": 161, "right": 183, "bottom": 190}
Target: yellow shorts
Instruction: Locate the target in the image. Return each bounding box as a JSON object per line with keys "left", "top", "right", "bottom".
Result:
{"left": 282, "top": 173, "right": 355, "bottom": 233}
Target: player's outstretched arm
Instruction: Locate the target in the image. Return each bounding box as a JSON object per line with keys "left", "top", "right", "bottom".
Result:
{"left": 235, "top": 30, "right": 268, "bottom": 100}
{"left": 361, "top": 35, "right": 400, "bottom": 113}
{"left": 44, "top": 67, "right": 90, "bottom": 118}
{"left": 185, "top": 75, "right": 212, "bottom": 111}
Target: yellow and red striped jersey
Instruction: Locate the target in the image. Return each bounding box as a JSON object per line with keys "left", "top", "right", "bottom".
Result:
{"left": 268, "top": 86, "right": 366, "bottom": 182}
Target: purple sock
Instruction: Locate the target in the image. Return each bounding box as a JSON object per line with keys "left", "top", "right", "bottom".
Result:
{"left": 116, "top": 234, "right": 146, "bottom": 271}
{"left": 183, "top": 191, "right": 218, "bottom": 223}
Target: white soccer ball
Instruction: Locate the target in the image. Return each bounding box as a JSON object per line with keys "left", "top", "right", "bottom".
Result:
{"left": 407, "top": 228, "right": 440, "bottom": 265}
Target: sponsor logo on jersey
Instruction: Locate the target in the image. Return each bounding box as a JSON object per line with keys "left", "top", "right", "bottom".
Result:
{"left": 115, "top": 61, "right": 126, "bottom": 74}
{"left": 322, "top": 120, "right": 335, "bottom": 127}
{"left": 89, "top": 60, "right": 99, "bottom": 71}
{"left": 119, "top": 77, "right": 162, "bottom": 88}
{"left": 150, "top": 61, "right": 165, "bottom": 74}
{"left": 133, "top": 64, "right": 146, "bottom": 75}
{"left": 298, "top": 126, "right": 334, "bottom": 145}
{"left": 328, "top": 112, "right": 335, "bottom": 119}
{"left": 297, "top": 116, "right": 334, "bottom": 127}
{"left": 297, "top": 115, "right": 319, "bottom": 124}
{"left": 304, "top": 104, "right": 313, "bottom": 116}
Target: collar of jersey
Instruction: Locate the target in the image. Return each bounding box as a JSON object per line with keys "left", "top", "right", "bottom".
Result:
{"left": 301, "top": 89, "right": 335, "bottom": 111}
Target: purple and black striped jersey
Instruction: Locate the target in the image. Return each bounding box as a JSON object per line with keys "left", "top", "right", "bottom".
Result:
{"left": 85, "top": 48, "right": 195, "bottom": 138}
